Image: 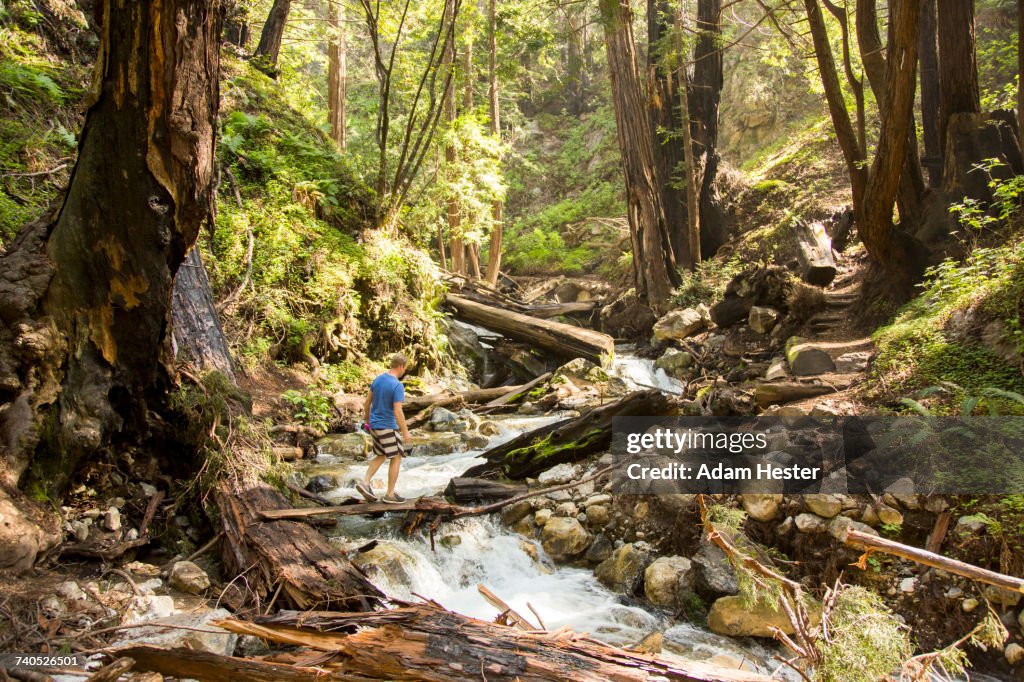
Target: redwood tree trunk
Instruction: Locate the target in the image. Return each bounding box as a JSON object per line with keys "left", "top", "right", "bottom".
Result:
{"left": 919, "top": 0, "right": 942, "bottom": 186}
{"left": 0, "top": 0, "right": 221, "bottom": 569}
{"left": 484, "top": 0, "right": 503, "bottom": 285}
{"left": 691, "top": 0, "right": 725, "bottom": 258}
{"left": 600, "top": 0, "right": 678, "bottom": 312}
{"left": 172, "top": 248, "right": 236, "bottom": 383}
{"left": 327, "top": 0, "right": 347, "bottom": 149}
{"left": 255, "top": 0, "right": 292, "bottom": 67}
{"left": 936, "top": 0, "right": 980, "bottom": 149}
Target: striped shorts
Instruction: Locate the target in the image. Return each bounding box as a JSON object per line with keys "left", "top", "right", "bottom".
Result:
{"left": 370, "top": 428, "right": 404, "bottom": 459}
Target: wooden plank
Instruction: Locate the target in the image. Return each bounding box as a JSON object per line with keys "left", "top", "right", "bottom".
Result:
{"left": 446, "top": 294, "right": 615, "bottom": 365}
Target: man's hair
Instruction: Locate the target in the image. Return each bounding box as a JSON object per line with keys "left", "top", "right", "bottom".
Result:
{"left": 390, "top": 353, "right": 408, "bottom": 369}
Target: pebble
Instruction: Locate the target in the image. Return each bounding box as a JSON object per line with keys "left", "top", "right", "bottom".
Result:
{"left": 962, "top": 598, "right": 980, "bottom": 613}
{"left": 899, "top": 577, "right": 917, "bottom": 593}
{"left": 944, "top": 587, "right": 963, "bottom": 599}
{"left": 1005, "top": 643, "right": 1024, "bottom": 666}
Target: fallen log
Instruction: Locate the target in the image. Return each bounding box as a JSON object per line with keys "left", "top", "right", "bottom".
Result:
{"left": 794, "top": 220, "right": 837, "bottom": 287}
{"left": 479, "top": 371, "right": 553, "bottom": 412}
{"left": 446, "top": 294, "right": 615, "bottom": 365}
{"left": 404, "top": 385, "right": 520, "bottom": 414}
{"left": 216, "top": 483, "right": 382, "bottom": 612}
{"left": 844, "top": 528, "right": 1024, "bottom": 595}
{"left": 464, "top": 389, "right": 671, "bottom": 479}
{"left": 444, "top": 477, "right": 528, "bottom": 503}
{"left": 210, "top": 603, "right": 773, "bottom": 682}
{"left": 754, "top": 382, "right": 835, "bottom": 408}
{"left": 110, "top": 646, "right": 349, "bottom": 682}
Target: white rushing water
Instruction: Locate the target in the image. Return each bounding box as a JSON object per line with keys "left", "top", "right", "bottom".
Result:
{"left": 300, "top": 401, "right": 793, "bottom": 678}
{"left": 608, "top": 343, "right": 684, "bottom": 394}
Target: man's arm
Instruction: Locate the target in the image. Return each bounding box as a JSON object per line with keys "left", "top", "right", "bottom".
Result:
{"left": 393, "top": 403, "right": 411, "bottom": 442}
{"left": 363, "top": 391, "right": 372, "bottom": 424}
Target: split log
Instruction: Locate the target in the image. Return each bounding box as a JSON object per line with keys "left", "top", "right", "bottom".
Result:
{"left": 794, "top": 220, "right": 837, "bottom": 287}
{"left": 110, "top": 646, "right": 345, "bottom": 682}
{"left": 216, "top": 483, "right": 382, "bottom": 613}
{"left": 404, "top": 385, "right": 520, "bottom": 414}
{"left": 446, "top": 294, "right": 615, "bottom": 365}
{"left": 172, "top": 248, "right": 237, "bottom": 382}
{"left": 844, "top": 528, "right": 1024, "bottom": 595}
{"left": 210, "top": 603, "right": 774, "bottom": 682}
{"left": 444, "top": 477, "right": 527, "bottom": 503}
{"left": 272, "top": 446, "right": 304, "bottom": 461}
{"left": 754, "top": 382, "right": 835, "bottom": 408}
{"left": 464, "top": 389, "right": 672, "bottom": 479}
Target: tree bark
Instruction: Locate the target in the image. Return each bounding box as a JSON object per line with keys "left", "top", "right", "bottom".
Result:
{"left": 0, "top": 0, "right": 222, "bottom": 569}
{"left": 484, "top": 0, "right": 504, "bottom": 285}
{"left": 1019, "top": 0, "right": 1024, "bottom": 160}
{"left": 171, "top": 248, "right": 236, "bottom": 382}
{"left": 600, "top": 0, "right": 678, "bottom": 313}
{"left": 674, "top": 6, "right": 701, "bottom": 269}
{"left": 936, "top": 0, "right": 980, "bottom": 152}
{"left": 919, "top": 0, "right": 942, "bottom": 186}
{"left": 255, "top": 0, "right": 292, "bottom": 68}
{"left": 443, "top": 18, "right": 465, "bottom": 275}
{"left": 691, "top": 0, "right": 726, "bottom": 259}
{"left": 327, "top": 0, "right": 347, "bottom": 149}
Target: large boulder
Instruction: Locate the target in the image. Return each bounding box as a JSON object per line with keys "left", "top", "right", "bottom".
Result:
{"left": 804, "top": 494, "right": 842, "bottom": 519}
{"left": 748, "top": 306, "right": 779, "bottom": 334}
{"left": 595, "top": 543, "right": 653, "bottom": 595}
{"left": 693, "top": 541, "right": 739, "bottom": 598}
{"left": 655, "top": 348, "right": 693, "bottom": 373}
{"left": 445, "top": 319, "right": 491, "bottom": 378}
{"left": 116, "top": 608, "right": 237, "bottom": 655}
{"left": 352, "top": 542, "right": 413, "bottom": 587}
{"left": 541, "top": 517, "right": 591, "bottom": 560}
{"left": 644, "top": 556, "right": 695, "bottom": 608}
{"left": 653, "top": 308, "right": 707, "bottom": 342}
{"left": 741, "top": 494, "right": 783, "bottom": 522}
{"left": 785, "top": 337, "right": 835, "bottom": 376}
{"left": 168, "top": 560, "right": 211, "bottom": 595}
{"left": 601, "top": 292, "right": 657, "bottom": 339}
{"left": 708, "top": 595, "right": 821, "bottom": 638}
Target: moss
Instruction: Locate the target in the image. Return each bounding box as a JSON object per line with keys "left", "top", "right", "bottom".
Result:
{"left": 501, "top": 428, "right": 606, "bottom": 476}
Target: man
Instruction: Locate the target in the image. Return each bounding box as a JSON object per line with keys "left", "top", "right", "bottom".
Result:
{"left": 356, "top": 353, "right": 411, "bottom": 504}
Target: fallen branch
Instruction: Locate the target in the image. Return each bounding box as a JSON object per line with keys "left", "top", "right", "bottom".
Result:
{"left": 478, "top": 584, "right": 538, "bottom": 630}
{"left": 844, "top": 528, "right": 1024, "bottom": 595}
{"left": 478, "top": 371, "right": 553, "bottom": 413}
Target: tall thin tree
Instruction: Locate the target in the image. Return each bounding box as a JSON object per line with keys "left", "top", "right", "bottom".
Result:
{"left": 484, "top": 0, "right": 504, "bottom": 285}
{"left": 327, "top": 0, "right": 347, "bottom": 149}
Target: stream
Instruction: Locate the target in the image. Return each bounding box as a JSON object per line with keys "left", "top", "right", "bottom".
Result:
{"left": 296, "top": 350, "right": 799, "bottom": 678}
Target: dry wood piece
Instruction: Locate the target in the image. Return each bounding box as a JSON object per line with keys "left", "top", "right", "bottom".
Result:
{"left": 216, "top": 483, "right": 382, "bottom": 613}
{"left": 403, "top": 385, "right": 520, "bottom": 413}
{"left": 208, "top": 602, "right": 774, "bottom": 682}
{"left": 478, "top": 371, "right": 553, "bottom": 412}
{"left": 84, "top": 657, "right": 135, "bottom": 682}
{"left": 446, "top": 294, "right": 615, "bottom": 364}
{"left": 464, "top": 389, "right": 671, "bottom": 479}
{"left": 844, "top": 528, "right": 1024, "bottom": 595}
{"left": 754, "top": 382, "right": 835, "bottom": 408}
{"left": 794, "top": 220, "right": 837, "bottom": 286}
{"left": 477, "top": 583, "right": 537, "bottom": 630}
{"left": 111, "top": 646, "right": 352, "bottom": 682}
{"left": 444, "top": 477, "right": 527, "bottom": 503}
{"left": 272, "top": 446, "right": 304, "bottom": 462}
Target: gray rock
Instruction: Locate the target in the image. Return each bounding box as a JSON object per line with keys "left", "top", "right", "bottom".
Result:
{"left": 585, "top": 533, "right": 614, "bottom": 563}
{"left": 478, "top": 421, "right": 502, "bottom": 436}
{"left": 653, "top": 308, "right": 707, "bottom": 342}
{"left": 461, "top": 433, "right": 490, "bottom": 449}
{"left": 517, "top": 402, "right": 541, "bottom": 415}
{"left": 353, "top": 543, "right": 413, "bottom": 586}
{"left": 305, "top": 475, "right": 337, "bottom": 494}
{"left": 553, "top": 501, "right": 579, "bottom": 518}
{"left": 655, "top": 348, "right": 693, "bottom": 373}
{"left": 741, "top": 494, "right": 783, "bottom": 522}
{"left": 765, "top": 358, "right": 788, "bottom": 381}
{"left": 748, "top": 306, "right": 780, "bottom": 334}
{"left": 584, "top": 504, "right": 610, "bottom": 529}
{"left": 693, "top": 542, "right": 739, "bottom": 598}
{"left": 430, "top": 407, "right": 465, "bottom": 432}
{"left": 785, "top": 337, "right": 836, "bottom": 376}
{"left": 795, "top": 513, "right": 827, "bottom": 533}
{"left": 828, "top": 516, "right": 878, "bottom": 542}
{"left": 104, "top": 506, "right": 122, "bottom": 532}
{"left": 501, "top": 501, "right": 533, "bottom": 527}
{"left": 534, "top": 509, "right": 553, "bottom": 526}
{"left": 168, "top": 560, "right": 211, "bottom": 595}
{"left": 804, "top": 494, "right": 842, "bottom": 518}
{"left": 538, "top": 463, "right": 580, "bottom": 486}
{"left": 541, "top": 517, "right": 591, "bottom": 560}
{"left": 835, "top": 351, "right": 871, "bottom": 373}
{"left": 708, "top": 595, "right": 821, "bottom": 638}
{"left": 118, "top": 608, "right": 237, "bottom": 655}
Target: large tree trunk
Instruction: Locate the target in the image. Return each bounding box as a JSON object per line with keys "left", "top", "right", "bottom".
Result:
{"left": 327, "top": 0, "right": 347, "bottom": 149}
{"left": 936, "top": 0, "right": 980, "bottom": 151}
{"left": 600, "top": 0, "right": 678, "bottom": 313}
{"left": 691, "top": 0, "right": 726, "bottom": 258}
{"left": 647, "top": 0, "right": 690, "bottom": 266}
{"left": 224, "top": 0, "right": 251, "bottom": 47}
{"left": 255, "top": 0, "right": 292, "bottom": 68}
{"left": 0, "top": 0, "right": 221, "bottom": 570}
{"left": 1019, "top": 0, "right": 1024, "bottom": 160}
{"left": 919, "top": 0, "right": 942, "bottom": 186}
{"left": 484, "top": 0, "right": 504, "bottom": 286}
{"left": 171, "top": 248, "right": 236, "bottom": 382}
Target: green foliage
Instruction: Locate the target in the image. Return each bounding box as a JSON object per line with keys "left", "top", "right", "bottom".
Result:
{"left": 0, "top": 59, "right": 64, "bottom": 104}
{"left": 816, "top": 586, "right": 912, "bottom": 682}
{"left": 281, "top": 389, "right": 334, "bottom": 431}
{"left": 672, "top": 257, "right": 744, "bottom": 308}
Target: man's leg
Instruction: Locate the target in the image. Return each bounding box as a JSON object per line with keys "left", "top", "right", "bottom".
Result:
{"left": 386, "top": 455, "right": 402, "bottom": 496}
{"left": 364, "top": 455, "right": 387, "bottom": 484}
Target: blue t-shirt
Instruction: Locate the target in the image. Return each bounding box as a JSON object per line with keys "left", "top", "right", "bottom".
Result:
{"left": 369, "top": 372, "right": 405, "bottom": 429}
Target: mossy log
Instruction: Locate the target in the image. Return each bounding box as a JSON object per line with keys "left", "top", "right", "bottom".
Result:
{"left": 446, "top": 294, "right": 615, "bottom": 365}
{"left": 463, "top": 389, "right": 672, "bottom": 480}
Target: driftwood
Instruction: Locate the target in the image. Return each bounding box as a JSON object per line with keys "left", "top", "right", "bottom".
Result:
{"left": 844, "top": 528, "right": 1024, "bottom": 595}
{"left": 450, "top": 278, "right": 601, "bottom": 319}
{"left": 478, "top": 371, "right": 553, "bottom": 413}
{"left": 203, "top": 603, "right": 773, "bottom": 682}
{"left": 444, "top": 477, "right": 528, "bottom": 503}
{"left": 477, "top": 583, "right": 538, "bottom": 630}
{"left": 794, "top": 220, "right": 837, "bottom": 287}
{"left": 216, "top": 483, "right": 382, "bottom": 612}
{"left": 465, "top": 389, "right": 672, "bottom": 479}
{"left": 446, "top": 294, "right": 615, "bottom": 365}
